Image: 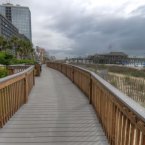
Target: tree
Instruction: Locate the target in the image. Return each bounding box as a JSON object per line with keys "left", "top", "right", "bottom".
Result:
{"left": 0, "top": 36, "right": 5, "bottom": 51}
{"left": 0, "top": 51, "right": 13, "bottom": 65}
{"left": 0, "top": 36, "right": 34, "bottom": 59}
{"left": 15, "top": 39, "right": 33, "bottom": 59}
{"left": 10, "top": 36, "right": 20, "bottom": 57}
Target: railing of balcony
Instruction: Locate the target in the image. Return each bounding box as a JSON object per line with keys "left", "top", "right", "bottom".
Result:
{"left": 0, "top": 66, "right": 35, "bottom": 128}
{"left": 47, "top": 62, "right": 145, "bottom": 145}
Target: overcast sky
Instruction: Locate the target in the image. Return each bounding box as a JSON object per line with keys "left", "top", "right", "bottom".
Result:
{"left": 1, "top": 0, "right": 145, "bottom": 58}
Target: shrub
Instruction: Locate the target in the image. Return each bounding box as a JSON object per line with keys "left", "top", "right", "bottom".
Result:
{"left": 0, "top": 67, "right": 8, "bottom": 78}
{"left": 0, "top": 52, "right": 13, "bottom": 65}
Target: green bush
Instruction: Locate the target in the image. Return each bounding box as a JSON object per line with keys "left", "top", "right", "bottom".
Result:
{"left": 0, "top": 51, "right": 36, "bottom": 65}
{"left": 0, "top": 67, "right": 8, "bottom": 78}
{"left": 0, "top": 51, "right": 13, "bottom": 65}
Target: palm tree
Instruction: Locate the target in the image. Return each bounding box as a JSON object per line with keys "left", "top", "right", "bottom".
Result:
{"left": 10, "top": 36, "right": 20, "bottom": 58}
{"left": 20, "top": 40, "right": 33, "bottom": 59}
{"left": 10, "top": 36, "right": 34, "bottom": 59}
{"left": 5, "top": 39, "right": 13, "bottom": 53}
{"left": 29, "top": 48, "right": 35, "bottom": 60}
{"left": 0, "top": 36, "right": 5, "bottom": 51}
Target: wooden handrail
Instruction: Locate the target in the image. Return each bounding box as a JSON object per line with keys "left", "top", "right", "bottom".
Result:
{"left": 0, "top": 66, "right": 35, "bottom": 128}
{"left": 7, "top": 65, "right": 30, "bottom": 75}
{"left": 47, "top": 62, "right": 145, "bottom": 145}
{"left": 7, "top": 64, "right": 42, "bottom": 77}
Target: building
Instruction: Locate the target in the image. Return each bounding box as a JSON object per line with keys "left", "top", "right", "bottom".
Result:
{"left": 93, "top": 52, "right": 128, "bottom": 64}
{"left": 36, "top": 46, "right": 47, "bottom": 64}
{"left": 0, "top": 3, "right": 32, "bottom": 41}
{"left": 0, "top": 13, "right": 19, "bottom": 39}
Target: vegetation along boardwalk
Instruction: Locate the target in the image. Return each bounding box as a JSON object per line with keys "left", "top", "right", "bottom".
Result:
{"left": 0, "top": 65, "right": 108, "bottom": 145}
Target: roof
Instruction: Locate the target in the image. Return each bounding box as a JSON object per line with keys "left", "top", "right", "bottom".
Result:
{"left": 108, "top": 52, "right": 128, "bottom": 56}
{"left": 96, "top": 52, "right": 128, "bottom": 57}
{"left": 2, "top": 3, "right": 29, "bottom": 9}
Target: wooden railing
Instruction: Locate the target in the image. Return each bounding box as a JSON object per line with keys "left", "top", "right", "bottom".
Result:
{"left": 35, "top": 64, "right": 41, "bottom": 76}
{"left": 0, "top": 66, "right": 35, "bottom": 128}
{"left": 7, "top": 64, "right": 42, "bottom": 76}
{"left": 47, "top": 62, "right": 145, "bottom": 145}
{"left": 7, "top": 65, "right": 30, "bottom": 75}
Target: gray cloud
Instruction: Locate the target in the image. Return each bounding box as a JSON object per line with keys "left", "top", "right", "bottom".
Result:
{"left": 1, "top": 0, "right": 145, "bottom": 58}
{"left": 41, "top": 2, "right": 145, "bottom": 57}
{"left": 47, "top": 10, "right": 145, "bottom": 56}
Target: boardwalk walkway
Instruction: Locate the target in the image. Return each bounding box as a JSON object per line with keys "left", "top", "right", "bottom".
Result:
{"left": 0, "top": 66, "right": 109, "bottom": 145}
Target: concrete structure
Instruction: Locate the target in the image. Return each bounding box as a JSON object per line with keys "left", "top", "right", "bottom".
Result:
{"left": 0, "top": 13, "right": 18, "bottom": 39}
{"left": 0, "top": 3, "right": 32, "bottom": 41}
{"left": 36, "top": 46, "right": 47, "bottom": 64}
{"left": 69, "top": 52, "right": 145, "bottom": 67}
{"left": 93, "top": 52, "right": 128, "bottom": 64}
{"left": 0, "top": 66, "right": 108, "bottom": 145}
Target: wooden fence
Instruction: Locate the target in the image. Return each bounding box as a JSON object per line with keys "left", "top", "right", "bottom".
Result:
{"left": 47, "top": 62, "right": 145, "bottom": 145}
{"left": 0, "top": 66, "right": 35, "bottom": 128}
{"left": 99, "top": 73, "right": 145, "bottom": 105}
{"left": 7, "top": 64, "right": 41, "bottom": 76}
{"left": 35, "top": 64, "right": 41, "bottom": 76}
{"left": 7, "top": 65, "right": 30, "bottom": 75}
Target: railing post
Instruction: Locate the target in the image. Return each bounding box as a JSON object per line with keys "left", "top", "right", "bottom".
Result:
{"left": 72, "top": 67, "right": 74, "bottom": 83}
{"left": 24, "top": 73, "right": 28, "bottom": 104}
{"left": 33, "top": 70, "right": 35, "bottom": 86}
{"left": 60, "top": 64, "right": 62, "bottom": 73}
{"left": 35, "top": 63, "right": 41, "bottom": 76}
{"left": 0, "top": 104, "right": 3, "bottom": 128}
{"left": 8, "top": 68, "right": 14, "bottom": 75}
{"left": 89, "top": 77, "right": 92, "bottom": 104}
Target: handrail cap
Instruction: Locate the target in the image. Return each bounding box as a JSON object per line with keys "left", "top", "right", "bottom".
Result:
{"left": 0, "top": 66, "right": 34, "bottom": 83}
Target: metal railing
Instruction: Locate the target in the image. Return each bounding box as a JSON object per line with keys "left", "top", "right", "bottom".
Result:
{"left": 0, "top": 66, "right": 35, "bottom": 128}
{"left": 47, "top": 62, "right": 145, "bottom": 145}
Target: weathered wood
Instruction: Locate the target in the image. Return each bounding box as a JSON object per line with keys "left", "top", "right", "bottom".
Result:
{"left": 7, "top": 65, "right": 30, "bottom": 75}
{"left": 0, "top": 66, "right": 108, "bottom": 145}
{"left": 0, "top": 66, "right": 34, "bottom": 128}
{"left": 35, "top": 64, "right": 41, "bottom": 76}
{"left": 47, "top": 62, "right": 145, "bottom": 145}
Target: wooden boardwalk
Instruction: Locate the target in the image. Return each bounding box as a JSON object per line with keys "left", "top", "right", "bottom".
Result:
{"left": 0, "top": 66, "right": 109, "bottom": 145}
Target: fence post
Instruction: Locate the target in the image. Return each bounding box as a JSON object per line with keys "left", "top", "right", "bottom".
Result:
{"left": 33, "top": 70, "right": 35, "bottom": 86}
{"left": 72, "top": 67, "right": 74, "bottom": 83}
{"left": 24, "top": 73, "right": 28, "bottom": 104}
{"left": 60, "top": 64, "right": 62, "bottom": 73}
{"left": 89, "top": 76, "right": 92, "bottom": 104}
{"left": 35, "top": 64, "right": 41, "bottom": 76}
{"left": 0, "top": 104, "right": 3, "bottom": 128}
{"left": 8, "top": 68, "right": 14, "bottom": 75}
